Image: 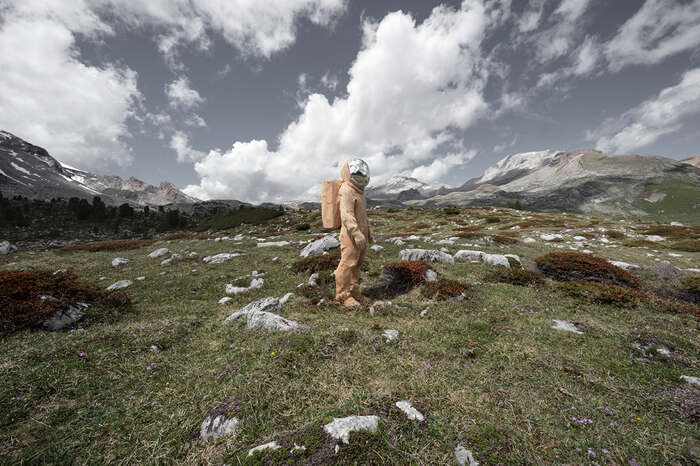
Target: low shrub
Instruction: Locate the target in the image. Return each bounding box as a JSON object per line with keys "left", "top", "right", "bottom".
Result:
{"left": 412, "top": 222, "right": 432, "bottom": 229}
{"left": 443, "top": 208, "right": 460, "bottom": 215}
{"left": 421, "top": 278, "right": 469, "bottom": 300}
{"left": 291, "top": 251, "right": 341, "bottom": 274}
{"left": 296, "top": 223, "right": 311, "bottom": 231}
{"left": 639, "top": 225, "right": 698, "bottom": 239}
{"left": 605, "top": 230, "right": 625, "bottom": 239}
{"left": 485, "top": 268, "right": 544, "bottom": 287}
{"left": 491, "top": 235, "right": 518, "bottom": 245}
{"left": 158, "top": 232, "right": 214, "bottom": 241}
{"left": 534, "top": 252, "right": 642, "bottom": 288}
{"left": 0, "top": 269, "right": 131, "bottom": 333}
{"left": 679, "top": 276, "right": 700, "bottom": 305}
{"left": 669, "top": 239, "right": 700, "bottom": 252}
{"left": 378, "top": 260, "right": 433, "bottom": 296}
{"left": 553, "top": 281, "right": 642, "bottom": 308}
{"left": 622, "top": 239, "right": 665, "bottom": 248}
{"left": 58, "top": 239, "right": 155, "bottom": 252}
{"left": 196, "top": 205, "right": 284, "bottom": 231}
{"left": 485, "top": 216, "right": 501, "bottom": 223}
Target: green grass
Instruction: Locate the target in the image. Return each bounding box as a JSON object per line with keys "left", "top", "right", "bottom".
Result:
{"left": 1, "top": 207, "right": 698, "bottom": 464}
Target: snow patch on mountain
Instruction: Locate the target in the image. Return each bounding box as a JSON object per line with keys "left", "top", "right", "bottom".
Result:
{"left": 478, "top": 150, "right": 563, "bottom": 184}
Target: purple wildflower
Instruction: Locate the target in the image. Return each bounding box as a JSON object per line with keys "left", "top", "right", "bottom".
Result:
{"left": 78, "top": 352, "right": 86, "bottom": 357}
{"left": 588, "top": 448, "right": 596, "bottom": 457}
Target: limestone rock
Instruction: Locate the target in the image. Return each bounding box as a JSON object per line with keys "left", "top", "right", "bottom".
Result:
{"left": 107, "top": 280, "right": 132, "bottom": 291}
{"left": 280, "top": 292, "right": 294, "bottom": 305}
{"left": 383, "top": 329, "right": 399, "bottom": 343}
{"left": 551, "top": 319, "right": 583, "bottom": 334}
{"left": 399, "top": 248, "right": 454, "bottom": 264}
{"left": 248, "top": 441, "right": 281, "bottom": 456}
{"left": 395, "top": 401, "right": 424, "bottom": 421}
{"left": 257, "top": 241, "right": 290, "bottom": 248}
{"left": 540, "top": 234, "right": 563, "bottom": 241}
{"left": 681, "top": 375, "right": 700, "bottom": 387}
{"left": 370, "top": 245, "right": 384, "bottom": 252}
{"left": 609, "top": 260, "right": 640, "bottom": 271}
{"left": 425, "top": 269, "right": 438, "bottom": 282}
{"left": 148, "top": 248, "right": 170, "bottom": 258}
{"left": 323, "top": 415, "right": 379, "bottom": 444}
{"left": 41, "top": 303, "right": 89, "bottom": 331}
{"left": 299, "top": 235, "right": 340, "bottom": 258}
{"left": 203, "top": 253, "right": 242, "bottom": 264}
{"left": 455, "top": 445, "right": 479, "bottom": 466}
{"left": 0, "top": 240, "right": 17, "bottom": 255}
{"left": 111, "top": 257, "right": 129, "bottom": 268}
{"left": 454, "top": 250, "right": 484, "bottom": 262}
{"left": 199, "top": 413, "right": 240, "bottom": 441}
{"left": 482, "top": 254, "right": 510, "bottom": 268}
{"left": 161, "top": 253, "right": 182, "bottom": 266}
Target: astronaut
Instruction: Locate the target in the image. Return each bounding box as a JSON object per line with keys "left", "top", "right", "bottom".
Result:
{"left": 335, "top": 159, "right": 373, "bottom": 307}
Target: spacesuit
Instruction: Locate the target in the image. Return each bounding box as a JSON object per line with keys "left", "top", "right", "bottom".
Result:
{"left": 335, "top": 159, "right": 373, "bottom": 307}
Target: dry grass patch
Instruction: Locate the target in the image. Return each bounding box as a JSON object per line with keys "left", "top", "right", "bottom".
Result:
{"left": 535, "top": 252, "right": 642, "bottom": 288}
{"left": 58, "top": 238, "right": 155, "bottom": 252}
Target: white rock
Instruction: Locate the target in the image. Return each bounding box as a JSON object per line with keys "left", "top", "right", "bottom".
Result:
{"left": 225, "top": 284, "right": 249, "bottom": 295}
{"left": 540, "top": 234, "right": 563, "bottom": 241}
{"left": 299, "top": 235, "right": 340, "bottom": 258}
{"left": 203, "top": 253, "right": 242, "bottom": 264}
{"left": 454, "top": 250, "right": 485, "bottom": 262}
{"left": 609, "top": 260, "right": 640, "bottom": 271}
{"left": 271, "top": 256, "right": 280, "bottom": 263}
{"left": 420, "top": 307, "right": 429, "bottom": 317}
{"left": 370, "top": 245, "right": 384, "bottom": 252}
{"left": 668, "top": 252, "right": 682, "bottom": 258}
{"left": 483, "top": 253, "right": 510, "bottom": 268}
{"left": 395, "top": 401, "right": 424, "bottom": 421}
{"left": 522, "top": 237, "right": 536, "bottom": 244}
{"left": 106, "top": 280, "right": 132, "bottom": 291}
{"left": 308, "top": 273, "right": 319, "bottom": 286}
{"left": 224, "top": 297, "right": 307, "bottom": 332}
{"left": 455, "top": 445, "right": 479, "bottom": 466}
{"left": 199, "top": 413, "right": 240, "bottom": 441}
{"left": 383, "top": 329, "right": 399, "bottom": 343}
{"left": 504, "top": 254, "right": 521, "bottom": 264}
{"left": 687, "top": 268, "right": 700, "bottom": 273}
{"left": 257, "top": 241, "right": 290, "bottom": 248}
{"left": 279, "top": 292, "right": 294, "bottom": 305}
{"left": 250, "top": 278, "right": 264, "bottom": 289}
{"left": 425, "top": 269, "right": 438, "bottom": 282}
{"left": 645, "top": 235, "right": 665, "bottom": 242}
{"left": 188, "top": 252, "right": 198, "bottom": 257}
{"left": 323, "top": 415, "right": 379, "bottom": 444}
{"left": 41, "top": 303, "right": 89, "bottom": 331}
{"left": 111, "top": 257, "right": 129, "bottom": 268}
{"left": 551, "top": 319, "right": 583, "bottom": 334}
{"left": 136, "top": 276, "right": 146, "bottom": 281}
{"left": 99, "top": 276, "right": 108, "bottom": 280}
{"left": 0, "top": 240, "right": 17, "bottom": 255}
{"left": 670, "top": 221, "right": 684, "bottom": 227}
{"left": 680, "top": 375, "right": 700, "bottom": 387}
{"left": 248, "top": 441, "right": 281, "bottom": 456}
{"left": 148, "top": 248, "right": 170, "bottom": 258}
{"left": 399, "top": 249, "right": 454, "bottom": 264}
{"left": 573, "top": 236, "right": 587, "bottom": 241}
{"left": 161, "top": 253, "right": 182, "bottom": 266}
{"left": 289, "top": 444, "right": 306, "bottom": 454}
{"left": 219, "top": 297, "right": 232, "bottom": 304}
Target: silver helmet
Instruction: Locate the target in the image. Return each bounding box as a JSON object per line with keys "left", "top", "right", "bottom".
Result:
{"left": 348, "top": 158, "right": 370, "bottom": 186}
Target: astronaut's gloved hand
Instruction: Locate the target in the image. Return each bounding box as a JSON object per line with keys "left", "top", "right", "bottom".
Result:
{"left": 352, "top": 231, "right": 367, "bottom": 250}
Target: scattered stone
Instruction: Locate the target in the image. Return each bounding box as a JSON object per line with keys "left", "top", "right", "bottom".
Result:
{"left": 203, "top": 253, "right": 242, "bottom": 264}
{"left": 159, "top": 271, "right": 167, "bottom": 276}
{"left": 148, "top": 248, "right": 170, "bottom": 258}
{"left": 111, "top": 257, "right": 129, "bottom": 268}
{"left": 199, "top": 413, "right": 240, "bottom": 441}
{"left": 645, "top": 235, "right": 665, "bottom": 242}
{"left": 454, "top": 250, "right": 484, "bottom": 262}
{"left": 41, "top": 303, "right": 89, "bottom": 331}
{"left": 670, "top": 221, "right": 684, "bottom": 227}
{"left": 420, "top": 307, "right": 429, "bottom": 317}
{"left": 523, "top": 237, "right": 536, "bottom": 244}
{"left": 681, "top": 375, "right": 700, "bottom": 387}
{"left": 455, "top": 445, "right": 479, "bottom": 466}
{"left": 395, "top": 401, "right": 424, "bottom": 421}
{"left": 214, "top": 236, "right": 231, "bottom": 242}
{"left": 53, "top": 269, "right": 67, "bottom": 275}
{"left": 609, "top": 260, "right": 640, "bottom": 271}
{"left": 425, "top": 269, "right": 438, "bottom": 282}
{"left": 289, "top": 444, "right": 306, "bottom": 454}
{"left": 248, "top": 441, "right": 281, "bottom": 456}
{"left": 279, "top": 292, "right": 294, "bottom": 305}
{"left": 323, "top": 415, "right": 379, "bottom": 444}
{"left": 219, "top": 297, "right": 232, "bottom": 304}
{"left": 370, "top": 245, "right": 384, "bottom": 252}
{"left": 150, "top": 345, "right": 160, "bottom": 353}
{"left": 383, "top": 329, "right": 399, "bottom": 343}
{"left": 251, "top": 270, "right": 267, "bottom": 278}
{"left": 483, "top": 253, "right": 510, "bottom": 268}
{"left": 271, "top": 256, "right": 280, "bottom": 263}
{"left": 308, "top": 273, "right": 319, "bottom": 286}
{"left": 107, "top": 280, "right": 132, "bottom": 291}
{"left": 188, "top": 252, "right": 198, "bottom": 257}
{"left": 161, "top": 253, "right": 182, "bottom": 266}
{"left": 257, "top": 241, "right": 291, "bottom": 248}
{"left": 136, "top": 276, "right": 146, "bottom": 281}
{"left": 573, "top": 236, "right": 587, "bottom": 241}
{"left": 226, "top": 278, "right": 264, "bottom": 295}
{"left": 551, "top": 319, "right": 583, "bottom": 335}
{"left": 540, "top": 234, "right": 563, "bottom": 241}
{"left": 99, "top": 276, "right": 108, "bottom": 281}
{"left": 668, "top": 252, "right": 683, "bottom": 258}
{"left": 224, "top": 297, "right": 306, "bottom": 332}
{"left": 399, "top": 248, "right": 454, "bottom": 264}
{"left": 299, "top": 235, "right": 340, "bottom": 258}
{"left": 0, "top": 240, "right": 17, "bottom": 255}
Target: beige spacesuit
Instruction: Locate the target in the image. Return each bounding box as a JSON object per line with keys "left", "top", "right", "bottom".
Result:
{"left": 335, "top": 159, "right": 373, "bottom": 307}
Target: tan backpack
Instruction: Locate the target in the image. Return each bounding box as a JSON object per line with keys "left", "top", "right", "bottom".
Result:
{"left": 321, "top": 180, "right": 343, "bottom": 229}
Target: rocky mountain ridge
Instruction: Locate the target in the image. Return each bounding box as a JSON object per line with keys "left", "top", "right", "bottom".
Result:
{"left": 0, "top": 130, "right": 198, "bottom": 206}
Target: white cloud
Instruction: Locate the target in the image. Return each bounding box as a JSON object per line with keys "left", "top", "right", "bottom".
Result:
{"left": 185, "top": 1, "right": 490, "bottom": 202}
{"left": 530, "top": 0, "right": 593, "bottom": 63}
{"left": 166, "top": 76, "right": 204, "bottom": 110}
{"left": 0, "top": 14, "right": 141, "bottom": 169}
{"left": 169, "top": 131, "right": 206, "bottom": 163}
{"left": 605, "top": 0, "right": 700, "bottom": 72}
{"left": 586, "top": 67, "right": 700, "bottom": 154}
{"left": 320, "top": 72, "right": 339, "bottom": 91}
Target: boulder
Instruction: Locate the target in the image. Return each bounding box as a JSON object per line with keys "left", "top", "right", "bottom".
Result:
{"left": 455, "top": 445, "right": 479, "bottom": 466}
{"left": 425, "top": 269, "right": 438, "bottom": 282}
{"left": 219, "top": 297, "right": 232, "bottom": 304}
{"left": 161, "top": 254, "right": 182, "bottom": 266}
{"left": 395, "top": 401, "right": 424, "bottom": 421}
{"left": 248, "top": 441, "right": 281, "bottom": 456}
{"left": 454, "top": 250, "right": 484, "bottom": 262}
{"left": 609, "top": 260, "right": 640, "bottom": 271}
{"left": 540, "top": 234, "right": 563, "bottom": 241}
{"left": 0, "top": 240, "right": 17, "bottom": 255}
{"left": 257, "top": 241, "right": 291, "bottom": 248}
{"left": 551, "top": 319, "right": 582, "bottom": 334}
{"left": 279, "top": 292, "right": 294, "bottom": 305}
{"left": 41, "top": 303, "right": 89, "bottom": 331}
{"left": 681, "top": 375, "right": 700, "bottom": 387}
{"left": 383, "top": 329, "right": 399, "bottom": 343}
{"left": 148, "top": 248, "right": 170, "bottom": 258}
{"left": 299, "top": 235, "right": 340, "bottom": 258}
{"left": 112, "top": 257, "right": 129, "bottom": 268}
{"left": 106, "top": 280, "right": 132, "bottom": 291}
{"left": 203, "top": 253, "right": 241, "bottom": 264}
{"left": 223, "top": 297, "right": 307, "bottom": 332}
{"left": 399, "top": 249, "right": 454, "bottom": 264}
{"left": 323, "top": 415, "right": 379, "bottom": 444}
{"left": 370, "top": 245, "right": 384, "bottom": 252}
{"left": 645, "top": 235, "right": 665, "bottom": 242}
{"left": 522, "top": 237, "right": 536, "bottom": 244}
{"left": 483, "top": 254, "right": 510, "bottom": 268}
{"left": 199, "top": 413, "right": 240, "bottom": 441}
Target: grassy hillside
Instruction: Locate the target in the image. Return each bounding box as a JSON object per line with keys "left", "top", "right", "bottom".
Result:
{"left": 1, "top": 207, "right": 698, "bottom": 464}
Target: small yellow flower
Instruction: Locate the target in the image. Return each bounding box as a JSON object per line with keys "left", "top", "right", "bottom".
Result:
{"left": 636, "top": 417, "right": 641, "bottom": 421}
{"left": 165, "top": 382, "right": 170, "bottom": 386}
{"left": 122, "top": 343, "right": 126, "bottom": 347}
{"left": 271, "top": 351, "right": 275, "bottom": 356}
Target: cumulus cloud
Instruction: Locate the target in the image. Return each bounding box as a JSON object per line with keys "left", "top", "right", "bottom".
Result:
{"left": 169, "top": 131, "right": 207, "bottom": 163}
{"left": 0, "top": 12, "right": 141, "bottom": 169}
{"left": 185, "top": 1, "right": 489, "bottom": 202}
{"left": 527, "top": 0, "right": 593, "bottom": 64}
{"left": 166, "top": 76, "right": 204, "bottom": 110}
{"left": 586, "top": 67, "right": 700, "bottom": 154}
{"left": 605, "top": 0, "right": 700, "bottom": 72}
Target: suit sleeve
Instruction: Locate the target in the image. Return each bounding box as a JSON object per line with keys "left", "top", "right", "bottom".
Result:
{"left": 339, "top": 186, "right": 360, "bottom": 237}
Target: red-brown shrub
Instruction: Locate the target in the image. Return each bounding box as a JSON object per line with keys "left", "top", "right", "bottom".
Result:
{"left": 421, "top": 278, "right": 469, "bottom": 300}
{"left": 535, "top": 252, "right": 642, "bottom": 288}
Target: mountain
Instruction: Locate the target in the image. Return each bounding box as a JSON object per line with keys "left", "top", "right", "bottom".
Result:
{"left": 681, "top": 155, "right": 700, "bottom": 169}
{"left": 410, "top": 149, "right": 700, "bottom": 223}
{"left": 366, "top": 175, "right": 449, "bottom": 201}
{"left": 0, "top": 130, "right": 198, "bottom": 206}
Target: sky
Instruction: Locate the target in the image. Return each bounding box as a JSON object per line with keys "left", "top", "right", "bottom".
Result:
{"left": 1, "top": 0, "right": 699, "bottom": 203}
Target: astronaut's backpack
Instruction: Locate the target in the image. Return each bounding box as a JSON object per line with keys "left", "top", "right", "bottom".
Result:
{"left": 321, "top": 180, "right": 343, "bottom": 229}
